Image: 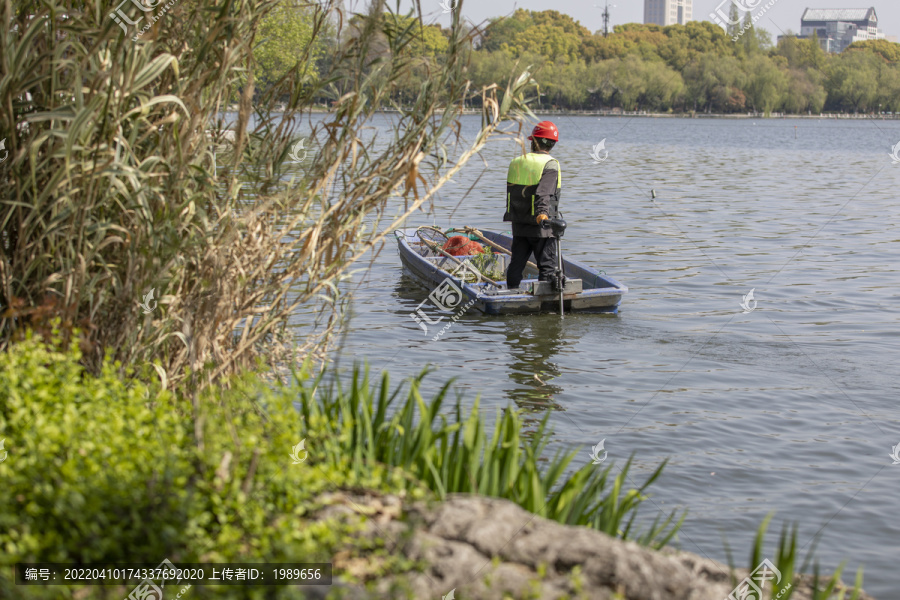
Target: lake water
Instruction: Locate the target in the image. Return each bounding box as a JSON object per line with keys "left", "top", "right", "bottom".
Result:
{"left": 323, "top": 115, "right": 900, "bottom": 597}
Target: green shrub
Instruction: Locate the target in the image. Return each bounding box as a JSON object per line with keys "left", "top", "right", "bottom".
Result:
{"left": 0, "top": 334, "right": 415, "bottom": 599}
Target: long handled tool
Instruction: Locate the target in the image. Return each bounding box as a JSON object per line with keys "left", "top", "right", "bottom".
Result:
{"left": 557, "top": 238, "right": 564, "bottom": 316}
{"left": 542, "top": 218, "right": 568, "bottom": 317}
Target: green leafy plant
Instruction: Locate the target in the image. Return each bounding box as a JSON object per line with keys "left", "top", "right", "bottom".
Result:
{"left": 467, "top": 248, "right": 506, "bottom": 281}
{"left": 297, "top": 366, "right": 683, "bottom": 548}
{"left": 727, "top": 513, "right": 866, "bottom": 600}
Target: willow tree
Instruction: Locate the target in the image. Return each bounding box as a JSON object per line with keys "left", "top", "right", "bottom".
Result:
{"left": 0, "top": 0, "right": 536, "bottom": 389}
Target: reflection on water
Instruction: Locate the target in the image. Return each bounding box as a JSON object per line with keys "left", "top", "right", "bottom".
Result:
{"left": 502, "top": 317, "right": 565, "bottom": 411}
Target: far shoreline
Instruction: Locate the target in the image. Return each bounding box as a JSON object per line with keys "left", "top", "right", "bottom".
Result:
{"left": 236, "top": 105, "right": 900, "bottom": 120}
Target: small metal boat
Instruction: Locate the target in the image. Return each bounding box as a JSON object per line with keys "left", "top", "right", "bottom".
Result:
{"left": 394, "top": 227, "right": 627, "bottom": 315}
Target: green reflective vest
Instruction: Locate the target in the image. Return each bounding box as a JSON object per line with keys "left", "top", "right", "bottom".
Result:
{"left": 504, "top": 152, "right": 562, "bottom": 225}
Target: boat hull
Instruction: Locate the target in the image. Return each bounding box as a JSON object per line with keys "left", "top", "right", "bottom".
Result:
{"left": 395, "top": 228, "right": 627, "bottom": 315}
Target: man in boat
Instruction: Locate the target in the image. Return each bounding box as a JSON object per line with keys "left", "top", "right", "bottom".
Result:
{"left": 503, "top": 120, "right": 563, "bottom": 291}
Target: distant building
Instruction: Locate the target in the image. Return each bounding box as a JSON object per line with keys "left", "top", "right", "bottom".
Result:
{"left": 780, "top": 7, "right": 886, "bottom": 53}
{"left": 644, "top": 0, "right": 692, "bottom": 26}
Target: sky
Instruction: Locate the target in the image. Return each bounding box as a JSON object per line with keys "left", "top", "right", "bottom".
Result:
{"left": 368, "top": 0, "right": 899, "bottom": 42}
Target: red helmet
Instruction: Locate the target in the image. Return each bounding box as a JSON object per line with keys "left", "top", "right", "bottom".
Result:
{"left": 528, "top": 120, "right": 559, "bottom": 142}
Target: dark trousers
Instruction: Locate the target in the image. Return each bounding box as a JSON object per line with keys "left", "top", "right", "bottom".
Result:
{"left": 506, "top": 236, "right": 557, "bottom": 289}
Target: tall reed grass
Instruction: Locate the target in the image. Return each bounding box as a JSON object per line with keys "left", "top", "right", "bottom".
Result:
{"left": 0, "top": 0, "right": 535, "bottom": 390}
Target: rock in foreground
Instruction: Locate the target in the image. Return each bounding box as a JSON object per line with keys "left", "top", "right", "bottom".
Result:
{"left": 303, "top": 493, "right": 875, "bottom": 600}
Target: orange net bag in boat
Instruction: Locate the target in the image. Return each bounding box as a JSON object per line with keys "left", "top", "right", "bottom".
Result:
{"left": 442, "top": 236, "right": 483, "bottom": 256}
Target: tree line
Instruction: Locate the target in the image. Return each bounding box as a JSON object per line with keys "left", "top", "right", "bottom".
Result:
{"left": 468, "top": 10, "right": 900, "bottom": 115}
{"left": 276, "top": 6, "right": 900, "bottom": 115}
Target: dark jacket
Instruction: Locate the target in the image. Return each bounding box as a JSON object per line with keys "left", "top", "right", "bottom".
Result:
{"left": 503, "top": 152, "right": 562, "bottom": 238}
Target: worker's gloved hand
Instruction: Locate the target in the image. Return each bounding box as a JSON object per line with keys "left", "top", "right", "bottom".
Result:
{"left": 536, "top": 214, "right": 550, "bottom": 226}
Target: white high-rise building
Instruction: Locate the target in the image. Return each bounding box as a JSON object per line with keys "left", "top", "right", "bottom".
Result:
{"left": 644, "top": 0, "right": 692, "bottom": 26}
